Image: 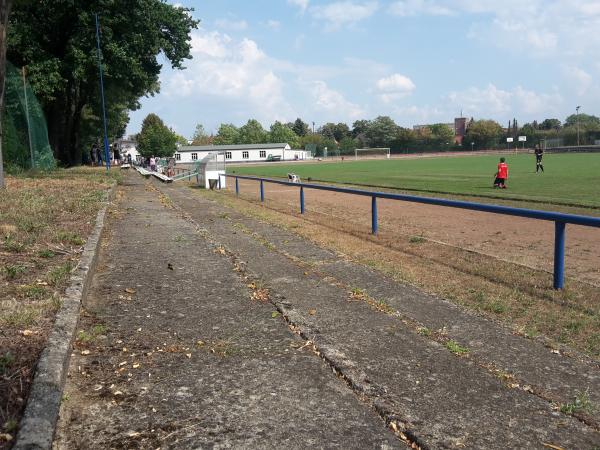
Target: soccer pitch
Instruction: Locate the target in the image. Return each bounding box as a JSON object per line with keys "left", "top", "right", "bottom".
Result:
{"left": 229, "top": 153, "right": 600, "bottom": 209}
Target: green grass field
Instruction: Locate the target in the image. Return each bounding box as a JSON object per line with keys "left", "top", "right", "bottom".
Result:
{"left": 230, "top": 153, "right": 600, "bottom": 210}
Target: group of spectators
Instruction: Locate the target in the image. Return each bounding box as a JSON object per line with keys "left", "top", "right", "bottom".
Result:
{"left": 90, "top": 142, "right": 132, "bottom": 166}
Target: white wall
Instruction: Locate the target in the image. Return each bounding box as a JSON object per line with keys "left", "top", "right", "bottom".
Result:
{"left": 175, "top": 145, "right": 305, "bottom": 163}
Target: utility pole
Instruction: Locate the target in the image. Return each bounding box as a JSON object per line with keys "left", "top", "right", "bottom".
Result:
{"left": 576, "top": 105, "right": 581, "bottom": 146}
{"left": 95, "top": 13, "right": 110, "bottom": 170}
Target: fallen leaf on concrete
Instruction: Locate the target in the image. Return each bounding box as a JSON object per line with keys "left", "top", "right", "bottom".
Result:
{"left": 93, "top": 384, "right": 103, "bottom": 391}
{"left": 119, "top": 361, "right": 128, "bottom": 366}
{"left": 308, "top": 309, "right": 316, "bottom": 315}
{"left": 271, "top": 311, "right": 280, "bottom": 318}
{"left": 125, "top": 288, "right": 136, "bottom": 294}
{"left": 132, "top": 363, "right": 140, "bottom": 369}
{"left": 81, "top": 350, "right": 91, "bottom": 355}
{"left": 21, "top": 329, "right": 36, "bottom": 336}
{"left": 0, "top": 433, "right": 13, "bottom": 442}
{"left": 127, "top": 431, "right": 141, "bottom": 438}
{"left": 185, "top": 353, "right": 192, "bottom": 359}
{"left": 551, "top": 349, "right": 560, "bottom": 354}
{"left": 167, "top": 263, "right": 174, "bottom": 270}
{"left": 196, "top": 340, "right": 205, "bottom": 347}
{"left": 542, "top": 444, "right": 565, "bottom": 450}
{"left": 114, "top": 391, "right": 123, "bottom": 396}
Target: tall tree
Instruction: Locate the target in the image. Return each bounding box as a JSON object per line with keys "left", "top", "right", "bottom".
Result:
{"left": 136, "top": 113, "right": 176, "bottom": 158}
{"left": 214, "top": 123, "right": 239, "bottom": 145}
{"left": 238, "top": 119, "right": 267, "bottom": 144}
{"left": 0, "top": 0, "right": 13, "bottom": 188}
{"left": 365, "top": 116, "right": 399, "bottom": 148}
{"left": 268, "top": 121, "right": 300, "bottom": 148}
{"left": 7, "top": 1, "right": 198, "bottom": 165}
{"left": 192, "top": 123, "right": 212, "bottom": 145}
{"left": 291, "top": 118, "right": 309, "bottom": 137}
{"left": 540, "top": 118, "right": 561, "bottom": 130}
{"left": 464, "top": 119, "right": 503, "bottom": 149}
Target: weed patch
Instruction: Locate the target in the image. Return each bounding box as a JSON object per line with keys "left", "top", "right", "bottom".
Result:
{"left": 445, "top": 340, "right": 469, "bottom": 355}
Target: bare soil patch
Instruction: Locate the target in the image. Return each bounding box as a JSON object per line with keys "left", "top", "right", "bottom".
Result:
{"left": 206, "top": 180, "right": 600, "bottom": 359}
{"left": 0, "top": 168, "right": 116, "bottom": 447}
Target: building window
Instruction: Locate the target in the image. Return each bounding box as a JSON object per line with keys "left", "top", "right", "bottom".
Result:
{"left": 242, "top": 151, "right": 249, "bottom": 159}
{"left": 225, "top": 152, "right": 232, "bottom": 159}
{"left": 175, "top": 153, "right": 181, "bottom": 161}
{"left": 260, "top": 150, "right": 266, "bottom": 158}
{"left": 191, "top": 153, "right": 198, "bottom": 160}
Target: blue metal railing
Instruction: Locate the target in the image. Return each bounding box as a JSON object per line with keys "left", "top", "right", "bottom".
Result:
{"left": 220, "top": 174, "right": 600, "bottom": 289}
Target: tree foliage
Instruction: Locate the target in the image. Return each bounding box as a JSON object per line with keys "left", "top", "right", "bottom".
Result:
{"left": 269, "top": 121, "right": 300, "bottom": 148}
{"left": 214, "top": 123, "right": 239, "bottom": 145}
{"left": 238, "top": 119, "right": 267, "bottom": 144}
{"left": 291, "top": 118, "right": 309, "bottom": 137}
{"left": 7, "top": 1, "right": 198, "bottom": 165}
{"left": 136, "top": 113, "right": 177, "bottom": 158}
{"left": 464, "top": 120, "right": 503, "bottom": 149}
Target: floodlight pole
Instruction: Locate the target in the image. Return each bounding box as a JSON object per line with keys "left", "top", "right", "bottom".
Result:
{"left": 95, "top": 13, "right": 110, "bottom": 171}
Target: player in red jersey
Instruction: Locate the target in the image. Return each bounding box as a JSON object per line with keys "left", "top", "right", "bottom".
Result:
{"left": 493, "top": 157, "right": 508, "bottom": 189}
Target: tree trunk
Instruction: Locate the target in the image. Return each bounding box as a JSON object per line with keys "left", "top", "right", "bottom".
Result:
{"left": 0, "top": 0, "right": 13, "bottom": 188}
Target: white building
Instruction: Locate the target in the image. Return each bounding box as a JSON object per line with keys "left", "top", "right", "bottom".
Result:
{"left": 174, "top": 143, "right": 309, "bottom": 164}
{"left": 117, "top": 137, "right": 140, "bottom": 162}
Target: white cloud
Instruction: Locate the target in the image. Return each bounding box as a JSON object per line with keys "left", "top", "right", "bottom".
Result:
{"left": 163, "top": 29, "right": 295, "bottom": 124}
{"left": 308, "top": 80, "right": 365, "bottom": 120}
{"left": 388, "top": 1, "right": 600, "bottom": 60}
{"left": 214, "top": 18, "right": 248, "bottom": 31}
{"left": 388, "top": 0, "right": 453, "bottom": 17}
{"left": 288, "top": 0, "right": 310, "bottom": 13}
{"left": 310, "top": 1, "right": 379, "bottom": 31}
{"left": 448, "top": 84, "right": 513, "bottom": 116}
{"left": 563, "top": 66, "right": 593, "bottom": 96}
{"left": 447, "top": 83, "right": 563, "bottom": 118}
{"left": 376, "top": 73, "right": 415, "bottom": 102}
{"left": 513, "top": 87, "right": 562, "bottom": 115}
{"left": 266, "top": 20, "right": 281, "bottom": 30}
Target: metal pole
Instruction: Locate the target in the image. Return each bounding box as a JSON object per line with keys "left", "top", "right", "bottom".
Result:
{"left": 260, "top": 180, "right": 264, "bottom": 202}
{"left": 300, "top": 186, "right": 305, "bottom": 214}
{"left": 235, "top": 177, "right": 239, "bottom": 195}
{"left": 576, "top": 106, "right": 580, "bottom": 146}
{"left": 553, "top": 222, "right": 566, "bottom": 289}
{"left": 371, "top": 196, "right": 378, "bottom": 235}
{"left": 95, "top": 13, "right": 110, "bottom": 171}
{"left": 21, "top": 67, "right": 34, "bottom": 169}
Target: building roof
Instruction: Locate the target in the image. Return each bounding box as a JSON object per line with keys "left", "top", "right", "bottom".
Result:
{"left": 177, "top": 143, "right": 290, "bottom": 153}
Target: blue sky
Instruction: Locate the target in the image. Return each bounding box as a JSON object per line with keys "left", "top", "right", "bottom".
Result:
{"left": 127, "top": 0, "right": 600, "bottom": 138}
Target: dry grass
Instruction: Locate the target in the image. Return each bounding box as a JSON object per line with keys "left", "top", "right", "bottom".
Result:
{"left": 0, "top": 168, "right": 117, "bottom": 444}
{"left": 199, "top": 187, "right": 600, "bottom": 361}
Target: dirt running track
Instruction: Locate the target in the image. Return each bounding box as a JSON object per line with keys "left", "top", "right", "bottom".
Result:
{"left": 230, "top": 180, "right": 600, "bottom": 285}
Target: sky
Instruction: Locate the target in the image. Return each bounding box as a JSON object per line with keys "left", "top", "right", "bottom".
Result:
{"left": 126, "top": 0, "right": 600, "bottom": 138}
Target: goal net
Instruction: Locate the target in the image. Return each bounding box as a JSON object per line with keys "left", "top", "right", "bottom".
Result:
{"left": 354, "top": 148, "right": 390, "bottom": 160}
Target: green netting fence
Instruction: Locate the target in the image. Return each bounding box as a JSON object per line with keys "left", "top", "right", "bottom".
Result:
{"left": 2, "top": 61, "right": 56, "bottom": 172}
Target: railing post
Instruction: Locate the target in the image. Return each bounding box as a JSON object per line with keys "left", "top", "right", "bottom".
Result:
{"left": 218, "top": 175, "right": 222, "bottom": 190}
{"left": 300, "top": 186, "right": 305, "bottom": 214}
{"left": 554, "top": 222, "right": 566, "bottom": 289}
{"left": 371, "top": 196, "right": 378, "bottom": 235}
{"left": 260, "top": 180, "right": 264, "bottom": 202}
{"left": 235, "top": 177, "right": 239, "bottom": 196}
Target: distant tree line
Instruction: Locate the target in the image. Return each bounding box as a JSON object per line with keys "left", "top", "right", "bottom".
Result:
{"left": 188, "top": 112, "right": 600, "bottom": 155}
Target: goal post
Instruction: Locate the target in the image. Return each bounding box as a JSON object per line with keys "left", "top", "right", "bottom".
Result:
{"left": 355, "top": 148, "right": 391, "bottom": 160}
